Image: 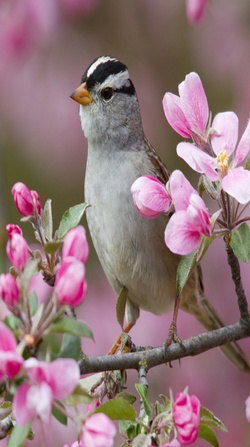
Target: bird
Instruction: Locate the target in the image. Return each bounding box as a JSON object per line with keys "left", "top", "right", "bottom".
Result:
{"left": 70, "top": 55, "right": 250, "bottom": 372}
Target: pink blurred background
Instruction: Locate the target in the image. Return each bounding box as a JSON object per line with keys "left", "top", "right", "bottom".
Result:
{"left": 0, "top": 0, "right": 250, "bottom": 445}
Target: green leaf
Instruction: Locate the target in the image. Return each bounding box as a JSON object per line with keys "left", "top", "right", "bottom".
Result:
{"left": 28, "top": 291, "right": 38, "bottom": 317}
{"left": 159, "top": 394, "right": 171, "bottom": 410}
{"left": 77, "top": 373, "right": 103, "bottom": 394}
{"left": 64, "top": 381, "right": 93, "bottom": 406}
{"left": 57, "top": 203, "right": 89, "bottom": 238}
{"left": 135, "top": 384, "right": 152, "bottom": 417}
{"left": 198, "top": 175, "right": 218, "bottom": 200}
{"left": 4, "top": 315, "right": 21, "bottom": 335}
{"left": 7, "top": 422, "right": 31, "bottom": 447}
{"left": 95, "top": 397, "right": 137, "bottom": 421}
{"left": 177, "top": 249, "right": 198, "bottom": 294}
{"left": 245, "top": 153, "right": 250, "bottom": 171}
{"left": 131, "top": 434, "right": 152, "bottom": 447}
{"left": 116, "top": 287, "right": 128, "bottom": 328}
{"left": 44, "top": 240, "right": 63, "bottom": 255}
{"left": 49, "top": 317, "right": 93, "bottom": 339}
{"left": 52, "top": 401, "right": 67, "bottom": 425}
{"left": 120, "top": 420, "right": 138, "bottom": 440}
{"left": 117, "top": 392, "right": 137, "bottom": 405}
{"left": 42, "top": 199, "right": 53, "bottom": 241}
{"left": 19, "top": 259, "right": 39, "bottom": 297}
{"left": 200, "top": 406, "right": 227, "bottom": 432}
{"left": 55, "top": 333, "right": 81, "bottom": 361}
{"left": 230, "top": 223, "right": 250, "bottom": 263}
{"left": 198, "top": 424, "right": 219, "bottom": 447}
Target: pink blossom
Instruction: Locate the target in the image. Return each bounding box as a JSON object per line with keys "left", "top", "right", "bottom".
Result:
{"left": 173, "top": 391, "right": 200, "bottom": 445}
{"left": 246, "top": 396, "right": 250, "bottom": 422}
{"left": 55, "top": 257, "right": 87, "bottom": 306}
{"left": 62, "top": 226, "right": 89, "bottom": 264}
{"left": 177, "top": 112, "right": 250, "bottom": 204}
{"left": 63, "top": 442, "right": 81, "bottom": 447}
{"left": 162, "top": 72, "right": 209, "bottom": 144}
{"left": 81, "top": 413, "right": 116, "bottom": 447}
{"left": 6, "top": 223, "right": 23, "bottom": 238}
{"left": 0, "top": 322, "right": 24, "bottom": 381}
{"left": 164, "top": 170, "right": 211, "bottom": 255}
{"left": 6, "top": 232, "right": 29, "bottom": 271}
{"left": 0, "top": 273, "right": 19, "bottom": 308}
{"left": 131, "top": 175, "right": 171, "bottom": 218}
{"left": 186, "top": 0, "right": 209, "bottom": 24}
{"left": 11, "top": 182, "right": 41, "bottom": 216}
{"left": 13, "top": 357, "right": 80, "bottom": 426}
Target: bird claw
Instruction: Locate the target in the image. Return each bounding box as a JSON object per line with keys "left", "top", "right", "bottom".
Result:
{"left": 164, "top": 320, "right": 183, "bottom": 348}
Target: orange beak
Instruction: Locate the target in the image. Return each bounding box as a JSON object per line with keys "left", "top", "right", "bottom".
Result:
{"left": 70, "top": 82, "right": 93, "bottom": 105}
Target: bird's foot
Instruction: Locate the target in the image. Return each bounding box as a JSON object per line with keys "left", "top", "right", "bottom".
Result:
{"left": 164, "top": 320, "right": 182, "bottom": 348}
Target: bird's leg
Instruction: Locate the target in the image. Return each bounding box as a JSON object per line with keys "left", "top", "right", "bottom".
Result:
{"left": 165, "top": 294, "right": 182, "bottom": 347}
{"left": 107, "top": 322, "right": 135, "bottom": 355}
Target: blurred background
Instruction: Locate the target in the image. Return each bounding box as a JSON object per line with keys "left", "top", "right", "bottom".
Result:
{"left": 0, "top": 0, "right": 250, "bottom": 445}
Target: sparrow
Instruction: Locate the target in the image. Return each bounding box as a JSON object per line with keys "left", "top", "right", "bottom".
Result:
{"left": 71, "top": 55, "right": 250, "bottom": 372}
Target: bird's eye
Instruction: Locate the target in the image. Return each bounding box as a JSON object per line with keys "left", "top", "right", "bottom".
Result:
{"left": 101, "top": 87, "right": 114, "bottom": 101}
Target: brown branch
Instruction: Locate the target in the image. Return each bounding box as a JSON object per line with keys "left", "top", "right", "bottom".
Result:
{"left": 79, "top": 321, "right": 250, "bottom": 374}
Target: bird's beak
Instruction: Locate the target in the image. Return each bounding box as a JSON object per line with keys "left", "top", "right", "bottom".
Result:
{"left": 70, "top": 82, "right": 93, "bottom": 105}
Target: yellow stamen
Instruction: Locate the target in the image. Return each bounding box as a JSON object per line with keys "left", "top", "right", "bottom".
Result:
{"left": 216, "top": 150, "right": 229, "bottom": 172}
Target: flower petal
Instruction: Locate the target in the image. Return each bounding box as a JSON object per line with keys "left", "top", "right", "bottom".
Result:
{"left": 47, "top": 358, "right": 80, "bottom": 399}
{"left": 131, "top": 176, "right": 171, "bottom": 218}
{"left": 211, "top": 112, "right": 238, "bottom": 156}
{"left": 178, "top": 72, "right": 209, "bottom": 135}
{"left": 169, "top": 170, "right": 195, "bottom": 211}
{"left": 222, "top": 167, "right": 250, "bottom": 204}
{"left": 234, "top": 118, "right": 250, "bottom": 166}
{"left": 164, "top": 211, "right": 201, "bottom": 255}
{"left": 162, "top": 92, "right": 191, "bottom": 138}
{"left": 13, "top": 383, "right": 35, "bottom": 427}
{"left": 177, "top": 142, "right": 218, "bottom": 181}
{"left": 0, "top": 321, "right": 17, "bottom": 352}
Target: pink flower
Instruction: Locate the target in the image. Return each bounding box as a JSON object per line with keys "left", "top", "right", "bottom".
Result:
{"left": 6, "top": 232, "right": 29, "bottom": 271}
{"left": 62, "top": 226, "right": 89, "bottom": 264}
{"left": 81, "top": 413, "right": 116, "bottom": 447}
{"left": 55, "top": 257, "right": 87, "bottom": 306}
{"left": 164, "top": 170, "right": 211, "bottom": 255}
{"left": 0, "top": 322, "right": 24, "bottom": 381}
{"left": 246, "top": 396, "right": 250, "bottom": 422}
{"left": 131, "top": 175, "right": 171, "bottom": 218}
{"left": 177, "top": 112, "right": 250, "bottom": 204}
{"left": 0, "top": 273, "right": 19, "bottom": 308}
{"left": 162, "top": 72, "right": 209, "bottom": 145}
{"left": 173, "top": 391, "right": 200, "bottom": 445}
{"left": 11, "top": 182, "right": 41, "bottom": 216}
{"left": 13, "top": 357, "right": 80, "bottom": 426}
{"left": 186, "top": 0, "right": 209, "bottom": 24}
{"left": 63, "top": 442, "right": 81, "bottom": 447}
{"left": 6, "top": 223, "right": 23, "bottom": 238}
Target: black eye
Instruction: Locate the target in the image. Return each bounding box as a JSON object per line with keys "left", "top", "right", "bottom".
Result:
{"left": 101, "top": 87, "right": 113, "bottom": 101}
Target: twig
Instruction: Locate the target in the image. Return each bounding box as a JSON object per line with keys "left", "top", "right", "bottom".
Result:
{"left": 78, "top": 321, "right": 250, "bottom": 374}
{"left": 225, "top": 241, "right": 250, "bottom": 324}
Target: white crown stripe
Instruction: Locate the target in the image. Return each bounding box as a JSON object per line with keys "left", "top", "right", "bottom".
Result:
{"left": 87, "top": 56, "right": 118, "bottom": 78}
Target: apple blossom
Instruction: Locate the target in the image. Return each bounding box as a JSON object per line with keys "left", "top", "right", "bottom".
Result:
{"left": 186, "top": 0, "right": 209, "bottom": 24}
{"left": 6, "top": 232, "right": 29, "bottom": 272}
{"left": 11, "top": 182, "right": 41, "bottom": 216}
{"left": 246, "top": 396, "right": 250, "bottom": 422}
{"left": 62, "top": 226, "right": 89, "bottom": 264}
{"left": 81, "top": 413, "right": 116, "bottom": 447}
{"left": 0, "top": 322, "right": 24, "bottom": 381}
{"left": 55, "top": 257, "right": 87, "bottom": 306}
{"left": 13, "top": 357, "right": 80, "bottom": 426}
{"left": 131, "top": 175, "right": 171, "bottom": 218}
{"left": 162, "top": 72, "right": 209, "bottom": 146}
{"left": 6, "top": 223, "right": 23, "bottom": 238}
{"left": 173, "top": 391, "right": 200, "bottom": 445}
{"left": 177, "top": 112, "right": 250, "bottom": 204}
{"left": 164, "top": 170, "right": 211, "bottom": 255}
{"left": 0, "top": 273, "right": 19, "bottom": 308}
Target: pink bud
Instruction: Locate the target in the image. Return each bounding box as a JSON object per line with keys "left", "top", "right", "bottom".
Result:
{"left": 6, "top": 233, "right": 29, "bottom": 271}
{"left": 55, "top": 258, "right": 87, "bottom": 306}
{"left": 131, "top": 175, "right": 171, "bottom": 219}
{"left": 11, "top": 182, "right": 41, "bottom": 216}
{"left": 0, "top": 322, "right": 24, "bottom": 380}
{"left": 173, "top": 391, "right": 200, "bottom": 445}
{"left": 0, "top": 273, "right": 19, "bottom": 308}
{"left": 62, "top": 226, "right": 89, "bottom": 264}
{"left": 6, "top": 223, "right": 23, "bottom": 238}
{"left": 81, "top": 413, "right": 116, "bottom": 447}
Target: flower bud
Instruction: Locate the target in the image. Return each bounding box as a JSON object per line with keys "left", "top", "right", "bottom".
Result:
{"left": 131, "top": 175, "right": 171, "bottom": 219}
{"left": 173, "top": 391, "right": 200, "bottom": 445}
{"left": 81, "top": 413, "right": 116, "bottom": 447}
{"left": 55, "top": 257, "right": 87, "bottom": 306}
{"left": 11, "top": 182, "right": 41, "bottom": 216}
{"left": 0, "top": 273, "right": 20, "bottom": 308}
{"left": 6, "top": 224, "right": 23, "bottom": 238}
{"left": 62, "top": 226, "right": 89, "bottom": 264}
{"left": 6, "top": 233, "right": 29, "bottom": 271}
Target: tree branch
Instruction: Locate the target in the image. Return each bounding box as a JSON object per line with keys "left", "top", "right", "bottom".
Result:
{"left": 79, "top": 321, "right": 250, "bottom": 374}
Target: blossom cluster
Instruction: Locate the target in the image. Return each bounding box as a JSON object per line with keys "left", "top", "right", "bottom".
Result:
{"left": 131, "top": 71, "right": 250, "bottom": 258}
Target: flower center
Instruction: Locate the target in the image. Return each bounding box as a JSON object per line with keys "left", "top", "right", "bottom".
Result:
{"left": 216, "top": 150, "right": 229, "bottom": 173}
